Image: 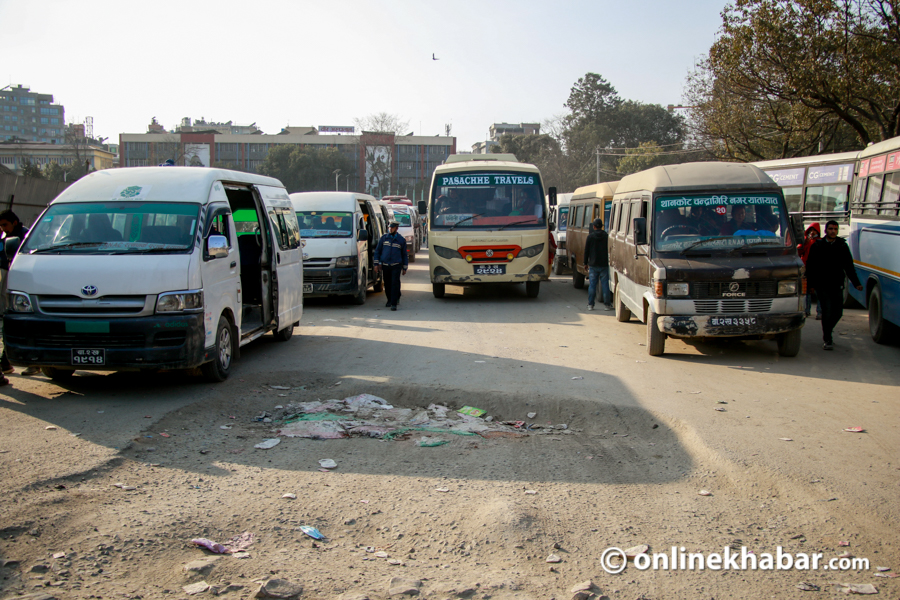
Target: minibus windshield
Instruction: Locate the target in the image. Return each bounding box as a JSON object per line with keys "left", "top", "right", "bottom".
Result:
{"left": 431, "top": 171, "right": 545, "bottom": 229}
{"left": 654, "top": 193, "right": 791, "bottom": 253}
{"left": 22, "top": 202, "right": 200, "bottom": 255}
{"left": 297, "top": 211, "right": 353, "bottom": 238}
{"left": 557, "top": 206, "right": 569, "bottom": 231}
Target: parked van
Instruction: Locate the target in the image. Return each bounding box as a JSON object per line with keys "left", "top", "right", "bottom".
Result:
{"left": 4, "top": 167, "right": 303, "bottom": 381}
{"left": 567, "top": 181, "right": 619, "bottom": 288}
{"left": 548, "top": 193, "right": 573, "bottom": 275}
{"left": 290, "top": 192, "right": 384, "bottom": 304}
{"left": 608, "top": 162, "right": 804, "bottom": 357}
{"left": 386, "top": 204, "right": 419, "bottom": 259}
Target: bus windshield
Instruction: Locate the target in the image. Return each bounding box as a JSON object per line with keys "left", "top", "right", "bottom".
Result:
{"left": 297, "top": 211, "right": 353, "bottom": 238}
{"left": 431, "top": 171, "right": 545, "bottom": 229}
{"left": 22, "top": 202, "right": 199, "bottom": 255}
{"left": 654, "top": 193, "right": 791, "bottom": 253}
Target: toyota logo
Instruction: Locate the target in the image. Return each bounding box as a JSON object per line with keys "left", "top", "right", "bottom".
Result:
{"left": 485, "top": 249, "right": 494, "bottom": 257}
{"left": 81, "top": 285, "right": 98, "bottom": 297}
{"left": 728, "top": 282, "right": 740, "bottom": 292}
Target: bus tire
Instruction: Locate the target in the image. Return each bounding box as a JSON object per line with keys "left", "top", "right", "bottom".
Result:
{"left": 525, "top": 281, "right": 540, "bottom": 298}
{"left": 868, "top": 285, "right": 896, "bottom": 344}
{"left": 352, "top": 279, "right": 367, "bottom": 305}
{"left": 573, "top": 267, "right": 585, "bottom": 289}
{"left": 552, "top": 256, "right": 564, "bottom": 276}
{"left": 201, "top": 315, "right": 233, "bottom": 382}
{"left": 615, "top": 287, "right": 631, "bottom": 322}
{"left": 647, "top": 310, "right": 665, "bottom": 356}
{"left": 409, "top": 251, "right": 416, "bottom": 263}
{"left": 433, "top": 283, "right": 446, "bottom": 298}
{"left": 777, "top": 328, "right": 801, "bottom": 357}
{"left": 41, "top": 366, "right": 74, "bottom": 381}
{"left": 274, "top": 324, "right": 294, "bottom": 342}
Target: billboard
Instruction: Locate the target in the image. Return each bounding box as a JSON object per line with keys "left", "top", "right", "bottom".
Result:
{"left": 184, "top": 143, "right": 210, "bottom": 167}
{"left": 319, "top": 126, "right": 355, "bottom": 134}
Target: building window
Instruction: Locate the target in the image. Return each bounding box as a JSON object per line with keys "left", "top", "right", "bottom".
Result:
{"left": 40, "top": 117, "right": 48, "bottom": 124}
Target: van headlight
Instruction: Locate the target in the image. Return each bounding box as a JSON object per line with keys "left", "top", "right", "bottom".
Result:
{"left": 156, "top": 290, "right": 204, "bottom": 313}
{"left": 8, "top": 291, "right": 33, "bottom": 313}
{"left": 519, "top": 243, "right": 544, "bottom": 258}
{"left": 405, "top": 235, "right": 414, "bottom": 244}
{"left": 667, "top": 283, "right": 690, "bottom": 297}
{"left": 777, "top": 280, "right": 798, "bottom": 295}
{"left": 335, "top": 255, "right": 358, "bottom": 268}
{"left": 433, "top": 245, "right": 461, "bottom": 259}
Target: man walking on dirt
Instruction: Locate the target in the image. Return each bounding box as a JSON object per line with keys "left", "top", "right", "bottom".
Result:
{"left": 583, "top": 218, "right": 611, "bottom": 311}
{"left": 374, "top": 222, "right": 408, "bottom": 311}
{"left": 805, "top": 220, "right": 862, "bottom": 350}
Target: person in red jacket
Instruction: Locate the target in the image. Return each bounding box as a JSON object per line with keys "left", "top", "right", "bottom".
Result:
{"left": 797, "top": 223, "right": 821, "bottom": 318}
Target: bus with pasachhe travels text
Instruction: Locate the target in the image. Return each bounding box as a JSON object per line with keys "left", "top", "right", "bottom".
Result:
{"left": 846, "top": 137, "right": 900, "bottom": 343}
{"left": 420, "top": 154, "right": 556, "bottom": 299}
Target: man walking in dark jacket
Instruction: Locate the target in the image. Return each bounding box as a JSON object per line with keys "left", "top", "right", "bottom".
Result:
{"left": 374, "top": 222, "right": 408, "bottom": 311}
{"left": 583, "top": 218, "right": 611, "bottom": 311}
{"left": 805, "top": 220, "right": 862, "bottom": 350}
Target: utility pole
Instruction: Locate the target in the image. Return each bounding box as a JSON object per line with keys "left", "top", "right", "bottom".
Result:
{"left": 596, "top": 147, "right": 600, "bottom": 183}
{"left": 333, "top": 168, "right": 341, "bottom": 191}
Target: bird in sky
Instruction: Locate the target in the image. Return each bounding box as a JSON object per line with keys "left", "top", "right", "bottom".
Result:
{"left": 432, "top": 53, "right": 439, "bottom": 60}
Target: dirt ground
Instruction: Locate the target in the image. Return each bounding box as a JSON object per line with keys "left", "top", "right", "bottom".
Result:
{"left": 1, "top": 257, "right": 898, "bottom": 600}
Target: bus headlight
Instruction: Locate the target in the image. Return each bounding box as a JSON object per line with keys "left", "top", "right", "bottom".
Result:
{"left": 8, "top": 291, "right": 33, "bottom": 313}
{"left": 778, "top": 280, "right": 798, "bottom": 295}
{"left": 433, "top": 245, "right": 461, "bottom": 259}
{"left": 667, "top": 283, "right": 690, "bottom": 297}
{"left": 519, "top": 243, "right": 544, "bottom": 258}
{"left": 156, "top": 290, "right": 204, "bottom": 313}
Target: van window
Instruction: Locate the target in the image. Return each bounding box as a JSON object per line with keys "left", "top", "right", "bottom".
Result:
{"left": 297, "top": 211, "right": 353, "bottom": 238}
{"left": 627, "top": 200, "right": 640, "bottom": 238}
{"left": 269, "top": 208, "right": 301, "bottom": 250}
{"left": 573, "top": 205, "right": 583, "bottom": 229}
{"left": 208, "top": 213, "right": 232, "bottom": 247}
{"left": 581, "top": 204, "right": 590, "bottom": 227}
{"left": 232, "top": 208, "right": 261, "bottom": 236}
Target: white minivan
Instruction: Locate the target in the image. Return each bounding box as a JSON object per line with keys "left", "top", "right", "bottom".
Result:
{"left": 290, "top": 192, "right": 385, "bottom": 304}
{"left": 3, "top": 167, "right": 303, "bottom": 382}
{"left": 386, "top": 203, "right": 419, "bottom": 261}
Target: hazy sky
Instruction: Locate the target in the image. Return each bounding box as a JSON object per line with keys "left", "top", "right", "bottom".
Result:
{"left": 1, "top": 0, "right": 727, "bottom": 149}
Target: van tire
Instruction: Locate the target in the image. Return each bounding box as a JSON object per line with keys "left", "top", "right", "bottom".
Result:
{"left": 573, "top": 267, "right": 585, "bottom": 289}
{"left": 274, "top": 324, "right": 294, "bottom": 342}
{"left": 433, "top": 283, "right": 446, "bottom": 298}
{"left": 41, "top": 366, "right": 74, "bottom": 380}
{"left": 352, "top": 280, "right": 367, "bottom": 305}
{"left": 647, "top": 310, "right": 665, "bottom": 356}
{"left": 615, "top": 287, "right": 631, "bottom": 322}
{"left": 552, "top": 256, "right": 564, "bottom": 275}
{"left": 409, "top": 251, "right": 416, "bottom": 263}
{"left": 372, "top": 272, "right": 384, "bottom": 293}
{"left": 202, "top": 316, "right": 233, "bottom": 382}
{"left": 525, "top": 281, "right": 540, "bottom": 298}
{"left": 777, "top": 328, "right": 801, "bottom": 356}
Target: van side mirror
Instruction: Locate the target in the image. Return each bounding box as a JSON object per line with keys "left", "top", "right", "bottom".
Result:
{"left": 4, "top": 237, "right": 20, "bottom": 261}
{"left": 633, "top": 217, "right": 647, "bottom": 245}
{"left": 417, "top": 200, "right": 427, "bottom": 214}
{"left": 789, "top": 214, "right": 804, "bottom": 245}
{"left": 549, "top": 222, "right": 556, "bottom": 232}
{"left": 357, "top": 229, "right": 368, "bottom": 242}
{"left": 548, "top": 187, "right": 557, "bottom": 207}
{"left": 206, "top": 235, "right": 229, "bottom": 259}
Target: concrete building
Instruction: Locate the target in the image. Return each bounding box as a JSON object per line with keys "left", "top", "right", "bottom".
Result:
{"left": 472, "top": 122, "right": 540, "bottom": 154}
{"left": 0, "top": 141, "right": 116, "bottom": 175}
{"left": 175, "top": 117, "right": 262, "bottom": 135}
{"left": 119, "top": 120, "right": 456, "bottom": 196}
{"left": 0, "top": 84, "right": 65, "bottom": 144}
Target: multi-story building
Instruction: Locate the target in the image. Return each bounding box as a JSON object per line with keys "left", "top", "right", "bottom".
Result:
{"left": 472, "top": 122, "right": 541, "bottom": 154}
{"left": 175, "top": 117, "right": 262, "bottom": 135}
{"left": 0, "top": 85, "right": 65, "bottom": 144}
{"left": 0, "top": 141, "right": 116, "bottom": 175}
{"left": 119, "top": 120, "right": 456, "bottom": 195}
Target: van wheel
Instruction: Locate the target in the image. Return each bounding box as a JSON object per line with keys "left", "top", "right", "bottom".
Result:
{"left": 777, "top": 328, "right": 801, "bottom": 356}
{"left": 433, "top": 283, "right": 446, "bottom": 298}
{"left": 573, "top": 268, "right": 585, "bottom": 289}
{"left": 525, "top": 281, "right": 540, "bottom": 298}
{"left": 274, "top": 324, "right": 294, "bottom": 342}
{"left": 868, "top": 285, "right": 896, "bottom": 343}
{"left": 409, "top": 252, "right": 416, "bottom": 263}
{"left": 615, "top": 287, "right": 631, "bottom": 322}
{"left": 647, "top": 310, "right": 665, "bottom": 356}
{"left": 352, "top": 280, "right": 367, "bottom": 305}
{"left": 201, "top": 316, "right": 233, "bottom": 382}
{"left": 372, "top": 272, "right": 383, "bottom": 293}
{"left": 41, "top": 366, "right": 74, "bottom": 381}
{"left": 551, "top": 256, "right": 562, "bottom": 275}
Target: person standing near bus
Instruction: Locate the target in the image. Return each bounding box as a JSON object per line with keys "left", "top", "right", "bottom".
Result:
{"left": 798, "top": 222, "right": 821, "bottom": 318}
{"left": 374, "top": 221, "right": 408, "bottom": 311}
{"left": 0, "top": 209, "right": 34, "bottom": 382}
{"left": 805, "top": 220, "right": 863, "bottom": 350}
{"left": 583, "top": 218, "right": 612, "bottom": 311}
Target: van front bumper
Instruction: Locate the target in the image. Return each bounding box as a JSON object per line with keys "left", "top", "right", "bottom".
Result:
{"left": 661, "top": 312, "right": 806, "bottom": 339}
{"left": 3, "top": 313, "right": 206, "bottom": 370}
{"left": 303, "top": 268, "right": 360, "bottom": 296}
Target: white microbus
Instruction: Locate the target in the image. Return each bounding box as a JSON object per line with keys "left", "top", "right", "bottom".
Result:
{"left": 425, "top": 154, "right": 555, "bottom": 299}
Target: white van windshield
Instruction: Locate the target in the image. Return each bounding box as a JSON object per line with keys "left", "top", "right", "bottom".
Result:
{"left": 654, "top": 193, "right": 791, "bottom": 253}
{"left": 558, "top": 206, "right": 569, "bottom": 231}
{"left": 297, "top": 211, "right": 353, "bottom": 238}
{"left": 21, "top": 202, "right": 200, "bottom": 255}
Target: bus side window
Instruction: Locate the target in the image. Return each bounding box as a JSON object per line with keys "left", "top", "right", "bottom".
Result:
{"left": 882, "top": 172, "right": 900, "bottom": 216}
{"left": 864, "top": 175, "right": 884, "bottom": 215}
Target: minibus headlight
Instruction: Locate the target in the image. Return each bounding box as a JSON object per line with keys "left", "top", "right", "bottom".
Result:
{"left": 433, "top": 245, "right": 461, "bottom": 259}
{"left": 519, "top": 243, "right": 544, "bottom": 258}
{"left": 335, "top": 255, "right": 357, "bottom": 268}
{"left": 778, "top": 280, "right": 798, "bottom": 295}
{"left": 667, "top": 283, "right": 690, "bottom": 297}
{"left": 8, "top": 291, "right": 33, "bottom": 313}
{"left": 156, "top": 290, "right": 204, "bottom": 313}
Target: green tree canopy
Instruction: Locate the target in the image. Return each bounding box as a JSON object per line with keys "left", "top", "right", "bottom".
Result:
{"left": 258, "top": 146, "right": 354, "bottom": 193}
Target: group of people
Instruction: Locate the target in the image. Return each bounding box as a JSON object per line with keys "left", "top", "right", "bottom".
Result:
{"left": 658, "top": 205, "right": 781, "bottom": 237}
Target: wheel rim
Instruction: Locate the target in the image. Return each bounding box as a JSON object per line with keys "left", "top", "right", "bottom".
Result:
{"left": 218, "top": 326, "right": 232, "bottom": 369}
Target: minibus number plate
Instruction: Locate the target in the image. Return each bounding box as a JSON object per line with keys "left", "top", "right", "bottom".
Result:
{"left": 302, "top": 283, "right": 313, "bottom": 293}
{"left": 709, "top": 316, "right": 757, "bottom": 327}
{"left": 71, "top": 348, "right": 105, "bottom": 366}
{"left": 474, "top": 264, "right": 506, "bottom": 276}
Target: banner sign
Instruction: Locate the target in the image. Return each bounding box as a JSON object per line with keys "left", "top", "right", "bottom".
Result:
{"left": 319, "top": 126, "right": 355, "bottom": 134}
{"left": 438, "top": 174, "right": 536, "bottom": 187}
{"left": 658, "top": 194, "right": 781, "bottom": 209}
{"left": 763, "top": 168, "right": 804, "bottom": 185}
{"left": 806, "top": 164, "right": 854, "bottom": 184}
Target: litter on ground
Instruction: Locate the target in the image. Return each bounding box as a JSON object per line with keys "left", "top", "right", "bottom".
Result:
{"left": 843, "top": 427, "right": 866, "bottom": 433}
{"left": 318, "top": 458, "right": 337, "bottom": 469}
{"left": 299, "top": 526, "right": 325, "bottom": 540}
{"left": 254, "top": 439, "right": 280, "bottom": 450}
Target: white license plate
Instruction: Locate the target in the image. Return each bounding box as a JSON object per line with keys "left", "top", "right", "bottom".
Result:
{"left": 302, "top": 283, "right": 313, "bottom": 293}
{"left": 474, "top": 264, "right": 506, "bottom": 276}
{"left": 71, "top": 348, "right": 105, "bottom": 366}
{"left": 709, "top": 316, "right": 757, "bottom": 326}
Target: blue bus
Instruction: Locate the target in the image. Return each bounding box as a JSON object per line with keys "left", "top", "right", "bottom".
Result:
{"left": 847, "top": 138, "right": 900, "bottom": 343}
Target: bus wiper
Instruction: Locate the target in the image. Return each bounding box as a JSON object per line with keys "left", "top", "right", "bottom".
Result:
{"left": 498, "top": 219, "right": 538, "bottom": 231}
{"left": 30, "top": 242, "right": 107, "bottom": 254}
{"left": 449, "top": 213, "right": 484, "bottom": 231}
{"left": 678, "top": 237, "right": 734, "bottom": 255}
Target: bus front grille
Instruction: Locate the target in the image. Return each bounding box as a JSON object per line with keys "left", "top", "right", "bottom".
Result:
{"left": 694, "top": 300, "right": 774, "bottom": 314}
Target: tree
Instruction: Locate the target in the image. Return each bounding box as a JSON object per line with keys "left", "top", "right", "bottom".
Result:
{"left": 258, "top": 145, "right": 355, "bottom": 193}
{"left": 21, "top": 161, "right": 43, "bottom": 179}
{"left": 491, "top": 133, "right": 570, "bottom": 190}
{"left": 354, "top": 112, "right": 410, "bottom": 135}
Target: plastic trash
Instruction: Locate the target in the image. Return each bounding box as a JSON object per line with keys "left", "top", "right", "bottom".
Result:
{"left": 527, "top": 412, "right": 537, "bottom": 419}
{"left": 191, "top": 538, "right": 229, "bottom": 554}
{"left": 698, "top": 490, "right": 713, "bottom": 496}
{"left": 571, "top": 376, "right": 583, "bottom": 380}
{"left": 834, "top": 583, "right": 877, "bottom": 594}
{"left": 220, "top": 425, "right": 232, "bottom": 430}
{"left": 113, "top": 483, "right": 136, "bottom": 491}
{"left": 458, "top": 406, "right": 486, "bottom": 417}
{"left": 416, "top": 437, "right": 449, "bottom": 447}
{"left": 375, "top": 551, "right": 389, "bottom": 558}
{"left": 838, "top": 541, "right": 850, "bottom": 547}
{"left": 524, "top": 490, "right": 537, "bottom": 495}
{"left": 779, "top": 438, "right": 793, "bottom": 441}
{"left": 874, "top": 572, "right": 899, "bottom": 578}
{"left": 232, "top": 551, "right": 251, "bottom": 559}
{"left": 624, "top": 544, "right": 649, "bottom": 558}
{"left": 435, "top": 487, "right": 450, "bottom": 492}
{"left": 254, "top": 439, "right": 280, "bottom": 449}
{"left": 318, "top": 459, "right": 337, "bottom": 469}
{"left": 270, "top": 386, "right": 291, "bottom": 390}
{"left": 546, "top": 554, "right": 562, "bottom": 563}
{"left": 299, "top": 526, "right": 324, "bottom": 540}
{"left": 160, "top": 433, "right": 171, "bottom": 438}
{"left": 282, "top": 493, "right": 297, "bottom": 499}
{"left": 843, "top": 427, "right": 865, "bottom": 433}
{"left": 795, "top": 582, "right": 819, "bottom": 591}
